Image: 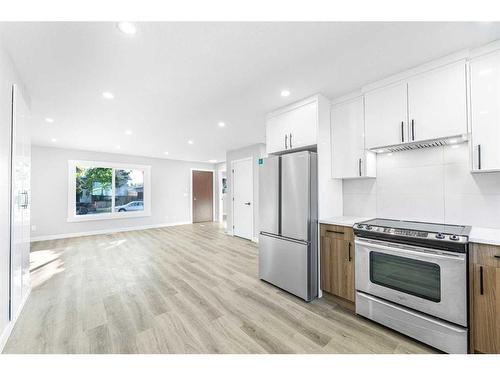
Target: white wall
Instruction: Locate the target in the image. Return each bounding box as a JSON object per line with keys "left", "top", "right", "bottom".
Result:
{"left": 31, "top": 146, "right": 214, "bottom": 240}
{"left": 343, "top": 142, "right": 500, "bottom": 228}
{"left": 0, "top": 42, "right": 30, "bottom": 350}
{"left": 226, "top": 143, "right": 266, "bottom": 240}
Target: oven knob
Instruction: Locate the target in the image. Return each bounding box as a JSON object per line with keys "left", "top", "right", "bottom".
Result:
{"left": 435, "top": 233, "right": 445, "bottom": 239}
{"left": 450, "top": 235, "right": 459, "bottom": 241}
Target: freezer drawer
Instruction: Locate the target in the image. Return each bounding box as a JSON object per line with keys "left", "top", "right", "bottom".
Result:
{"left": 259, "top": 233, "right": 314, "bottom": 301}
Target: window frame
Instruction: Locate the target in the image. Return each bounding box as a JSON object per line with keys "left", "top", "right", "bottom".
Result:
{"left": 67, "top": 160, "right": 151, "bottom": 222}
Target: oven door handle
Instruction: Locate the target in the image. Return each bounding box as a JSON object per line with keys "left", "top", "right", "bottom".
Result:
{"left": 355, "top": 238, "right": 466, "bottom": 261}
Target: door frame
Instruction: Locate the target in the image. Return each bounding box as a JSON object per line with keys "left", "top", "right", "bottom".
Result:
{"left": 217, "top": 165, "right": 226, "bottom": 223}
{"left": 190, "top": 168, "right": 215, "bottom": 223}
{"left": 230, "top": 157, "right": 254, "bottom": 240}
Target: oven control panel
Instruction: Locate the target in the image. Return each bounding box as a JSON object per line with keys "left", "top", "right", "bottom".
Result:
{"left": 354, "top": 223, "right": 468, "bottom": 244}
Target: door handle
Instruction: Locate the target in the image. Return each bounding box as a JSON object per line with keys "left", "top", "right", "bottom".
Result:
{"left": 411, "top": 119, "right": 415, "bottom": 141}
{"left": 285, "top": 134, "right": 288, "bottom": 149}
{"left": 479, "top": 266, "right": 484, "bottom": 295}
{"left": 326, "top": 229, "right": 344, "bottom": 235}
{"left": 358, "top": 158, "right": 362, "bottom": 177}
{"left": 348, "top": 242, "right": 352, "bottom": 262}
{"left": 244, "top": 202, "right": 251, "bottom": 206}
{"left": 477, "top": 144, "right": 482, "bottom": 170}
{"left": 289, "top": 133, "right": 293, "bottom": 148}
{"left": 401, "top": 121, "right": 404, "bottom": 142}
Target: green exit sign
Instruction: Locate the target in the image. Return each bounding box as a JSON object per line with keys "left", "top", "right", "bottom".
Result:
{"left": 258, "top": 158, "right": 264, "bottom": 165}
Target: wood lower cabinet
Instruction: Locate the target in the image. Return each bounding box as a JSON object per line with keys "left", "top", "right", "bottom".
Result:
{"left": 320, "top": 224, "right": 355, "bottom": 304}
{"left": 470, "top": 243, "right": 500, "bottom": 354}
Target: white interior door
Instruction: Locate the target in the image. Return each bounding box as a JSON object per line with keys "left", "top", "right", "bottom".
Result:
{"left": 232, "top": 158, "right": 253, "bottom": 240}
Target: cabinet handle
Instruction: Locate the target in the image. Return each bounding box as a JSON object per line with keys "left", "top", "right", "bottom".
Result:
{"left": 348, "top": 242, "right": 352, "bottom": 262}
{"left": 326, "top": 229, "right": 344, "bottom": 235}
{"left": 289, "top": 133, "right": 293, "bottom": 148}
{"left": 411, "top": 119, "right": 415, "bottom": 141}
{"left": 285, "top": 134, "right": 288, "bottom": 149}
{"left": 401, "top": 121, "right": 404, "bottom": 142}
{"left": 358, "top": 158, "right": 362, "bottom": 177}
{"left": 477, "top": 144, "right": 482, "bottom": 170}
{"left": 479, "top": 266, "right": 484, "bottom": 295}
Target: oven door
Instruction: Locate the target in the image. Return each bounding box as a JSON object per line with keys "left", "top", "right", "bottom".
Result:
{"left": 355, "top": 238, "right": 467, "bottom": 326}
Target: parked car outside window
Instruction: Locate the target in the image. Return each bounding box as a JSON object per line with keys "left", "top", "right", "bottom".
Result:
{"left": 114, "top": 200, "right": 144, "bottom": 212}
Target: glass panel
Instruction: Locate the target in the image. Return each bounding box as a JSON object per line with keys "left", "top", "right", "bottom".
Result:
{"left": 370, "top": 252, "right": 441, "bottom": 302}
{"left": 114, "top": 169, "right": 144, "bottom": 212}
{"left": 75, "top": 166, "right": 112, "bottom": 215}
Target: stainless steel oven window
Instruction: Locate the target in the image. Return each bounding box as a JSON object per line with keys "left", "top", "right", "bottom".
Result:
{"left": 369, "top": 252, "right": 441, "bottom": 302}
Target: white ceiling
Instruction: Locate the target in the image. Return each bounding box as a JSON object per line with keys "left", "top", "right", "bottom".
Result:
{"left": 1, "top": 22, "right": 500, "bottom": 163}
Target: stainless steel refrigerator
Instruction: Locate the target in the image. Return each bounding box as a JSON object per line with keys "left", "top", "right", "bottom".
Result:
{"left": 258, "top": 151, "right": 318, "bottom": 301}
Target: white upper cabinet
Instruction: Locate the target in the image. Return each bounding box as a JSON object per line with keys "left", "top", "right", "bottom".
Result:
{"left": 364, "top": 60, "right": 467, "bottom": 150}
{"left": 470, "top": 50, "right": 500, "bottom": 172}
{"left": 365, "top": 82, "right": 408, "bottom": 149}
{"left": 407, "top": 61, "right": 467, "bottom": 142}
{"left": 331, "top": 96, "right": 376, "bottom": 179}
{"left": 266, "top": 96, "right": 319, "bottom": 154}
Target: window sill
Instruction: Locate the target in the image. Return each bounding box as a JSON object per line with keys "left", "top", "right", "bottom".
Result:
{"left": 67, "top": 211, "right": 152, "bottom": 223}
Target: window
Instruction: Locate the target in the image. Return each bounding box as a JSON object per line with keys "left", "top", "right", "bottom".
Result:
{"left": 68, "top": 160, "right": 151, "bottom": 222}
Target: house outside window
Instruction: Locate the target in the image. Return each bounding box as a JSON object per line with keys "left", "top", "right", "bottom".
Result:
{"left": 68, "top": 160, "right": 151, "bottom": 222}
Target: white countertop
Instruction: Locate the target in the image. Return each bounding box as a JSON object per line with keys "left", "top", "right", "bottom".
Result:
{"left": 470, "top": 227, "right": 500, "bottom": 246}
{"left": 319, "top": 216, "right": 373, "bottom": 227}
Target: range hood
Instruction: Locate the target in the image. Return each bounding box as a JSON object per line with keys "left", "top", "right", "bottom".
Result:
{"left": 371, "top": 134, "right": 468, "bottom": 154}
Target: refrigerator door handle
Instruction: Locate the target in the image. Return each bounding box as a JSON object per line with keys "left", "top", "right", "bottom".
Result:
{"left": 259, "top": 231, "right": 310, "bottom": 245}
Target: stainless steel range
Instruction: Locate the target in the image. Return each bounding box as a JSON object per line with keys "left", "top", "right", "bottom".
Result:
{"left": 353, "top": 218, "right": 471, "bottom": 354}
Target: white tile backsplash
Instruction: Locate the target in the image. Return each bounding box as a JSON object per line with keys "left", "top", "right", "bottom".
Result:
{"left": 343, "top": 142, "right": 500, "bottom": 228}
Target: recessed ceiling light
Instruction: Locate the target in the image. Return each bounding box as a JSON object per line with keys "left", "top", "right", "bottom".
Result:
{"left": 164, "top": 151, "right": 169, "bottom": 155}
{"left": 102, "top": 91, "right": 115, "bottom": 100}
{"left": 187, "top": 140, "right": 194, "bottom": 145}
{"left": 281, "top": 89, "right": 291, "bottom": 97}
{"left": 218, "top": 121, "right": 226, "bottom": 128}
{"left": 51, "top": 138, "right": 57, "bottom": 143}
{"left": 45, "top": 117, "right": 54, "bottom": 123}
{"left": 117, "top": 22, "right": 137, "bottom": 35}
{"left": 449, "top": 139, "right": 458, "bottom": 144}
{"left": 376, "top": 149, "right": 385, "bottom": 153}
{"left": 115, "top": 145, "right": 121, "bottom": 150}
{"left": 125, "top": 130, "right": 133, "bottom": 135}
{"left": 208, "top": 159, "right": 217, "bottom": 163}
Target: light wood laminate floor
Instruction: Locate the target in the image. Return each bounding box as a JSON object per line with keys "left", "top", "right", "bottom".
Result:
{"left": 4, "top": 223, "right": 436, "bottom": 354}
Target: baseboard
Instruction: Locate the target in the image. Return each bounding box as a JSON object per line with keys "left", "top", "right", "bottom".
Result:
{"left": 0, "top": 287, "right": 31, "bottom": 353}
{"left": 30, "top": 221, "right": 191, "bottom": 242}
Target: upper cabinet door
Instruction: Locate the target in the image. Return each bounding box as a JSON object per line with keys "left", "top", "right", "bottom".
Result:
{"left": 287, "top": 100, "right": 318, "bottom": 150}
{"left": 331, "top": 97, "right": 365, "bottom": 178}
{"left": 364, "top": 82, "right": 408, "bottom": 149}
{"left": 407, "top": 61, "right": 467, "bottom": 142}
{"left": 470, "top": 50, "right": 500, "bottom": 172}
{"left": 266, "top": 114, "right": 288, "bottom": 154}
{"left": 266, "top": 97, "right": 318, "bottom": 154}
